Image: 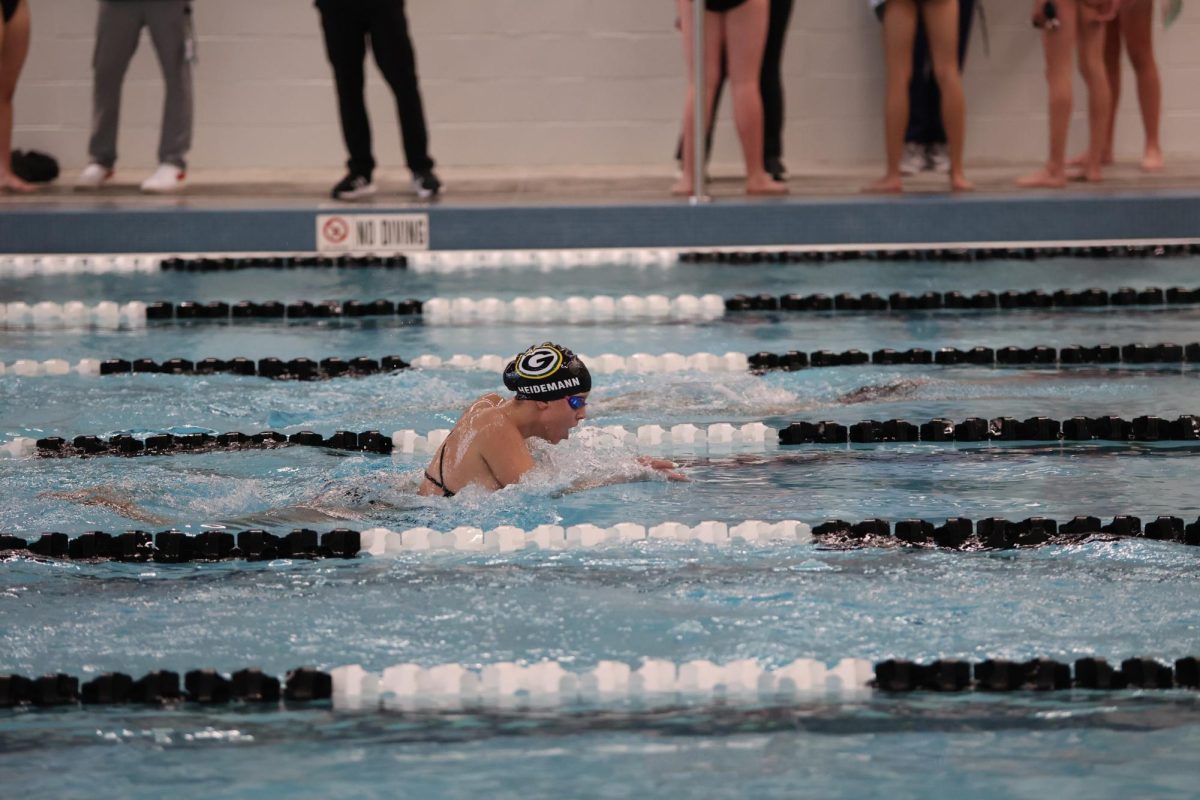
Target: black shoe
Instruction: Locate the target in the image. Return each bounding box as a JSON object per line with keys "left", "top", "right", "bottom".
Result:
{"left": 331, "top": 173, "right": 375, "bottom": 201}
{"left": 765, "top": 159, "right": 788, "bottom": 182}
{"left": 412, "top": 170, "right": 441, "bottom": 199}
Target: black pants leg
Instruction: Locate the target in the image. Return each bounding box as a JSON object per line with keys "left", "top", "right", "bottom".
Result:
{"left": 905, "top": 0, "right": 975, "bottom": 145}
{"left": 318, "top": 2, "right": 374, "bottom": 177}
{"left": 367, "top": 0, "right": 434, "bottom": 175}
{"left": 760, "top": 0, "right": 793, "bottom": 167}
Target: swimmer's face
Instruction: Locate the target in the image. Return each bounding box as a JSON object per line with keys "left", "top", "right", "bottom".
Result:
{"left": 540, "top": 393, "right": 588, "bottom": 443}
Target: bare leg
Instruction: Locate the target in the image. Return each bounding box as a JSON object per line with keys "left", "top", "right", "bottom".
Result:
{"left": 1018, "top": 0, "right": 1077, "bottom": 188}
{"left": 1070, "top": 17, "right": 1119, "bottom": 167}
{"left": 1076, "top": 1, "right": 1112, "bottom": 182}
{"left": 674, "top": 0, "right": 724, "bottom": 196}
{"left": 1100, "top": 18, "right": 1120, "bottom": 163}
{"left": 920, "top": 0, "right": 971, "bottom": 191}
{"left": 865, "top": 0, "right": 918, "bottom": 193}
{"left": 724, "top": 0, "right": 785, "bottom": 194}
{"left": 0, "top": 0, "right": 34, "bottom": 192}
{"left": 1121, "top": 0, "right": 1163, "bottom": 170}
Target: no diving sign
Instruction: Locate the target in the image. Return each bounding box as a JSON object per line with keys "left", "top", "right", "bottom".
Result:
{"left": 316, "top": 213, "right": 430, "bottom": 252}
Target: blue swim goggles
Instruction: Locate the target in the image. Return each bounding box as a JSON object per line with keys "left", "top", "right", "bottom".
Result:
{"left": 567, "top": 395, "right": 588, "bottom": 410}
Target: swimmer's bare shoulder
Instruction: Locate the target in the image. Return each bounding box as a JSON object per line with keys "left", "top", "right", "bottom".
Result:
{"left": 471, "top": 393, "right": 504, "bottom": 411}
{"left": 436, "top": 393, "right": 535, "bottom": 491}
{"left": 459, "top": 393, "right": 509, "bottom": 437}
{"left": 475, "top": 401, "right": 536, "bottom": 487}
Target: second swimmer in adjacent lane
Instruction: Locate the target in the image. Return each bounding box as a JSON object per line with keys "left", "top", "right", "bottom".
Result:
{"left": 418, "top": 342, "right": 685, "bottom": 497}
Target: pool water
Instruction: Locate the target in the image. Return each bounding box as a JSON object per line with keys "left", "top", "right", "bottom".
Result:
{"left": 3, "top": 255, "right": 1200, "bottom": 799}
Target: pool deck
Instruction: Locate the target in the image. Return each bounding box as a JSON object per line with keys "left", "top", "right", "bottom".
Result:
{"left": 2, "top": 161, "right": 1199, "bottom": 254}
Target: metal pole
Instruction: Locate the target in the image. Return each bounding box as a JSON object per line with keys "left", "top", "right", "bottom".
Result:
{"left": 690, "top": 0, "right": 708, "bottom": 204}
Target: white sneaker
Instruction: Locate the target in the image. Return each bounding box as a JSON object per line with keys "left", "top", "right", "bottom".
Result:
{"left": 140, "top": 164, "right": 187, "bottom": 194}
{"left": 927, "top": 143, "right": 950, "bottom": 174}
{"left": 900, "top": 143, "right": 925, "bottom": 176}
{"left": 78, "top": 163, "right": 113, "bottom": 189}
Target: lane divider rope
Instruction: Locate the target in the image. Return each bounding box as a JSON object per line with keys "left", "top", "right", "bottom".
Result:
{"left": 0, "top": 301, "right": 149, "bottom": 330}
{"left": 2, "top": 514, "right": 1197, "bottom": 562}
{"left": 0, "top": 295, "right": 731, "bottom": 328}
{"left": 6, "top": 414, "right": 1200, "bottom": 459}
{"left": 421, "top": 294, "right": 719, "bottom": 323}
{"left": 0, "top": 351, "right": 750, "bottom": 379}
{"left": 12, "top": 343, "right": 1200, "bottom": 379}
{"left": 777, "top": 414, "right": 1200, "bottom": 444}
{"left": 5, "top": 423, "right": 771, "bottom": 458}
{"left": 0, "top": 521, "right": 808, "bottom": 561}
{"left": 10, "top": 281, "right": 1200, "bottom": 331}
{"left": 2, "top": 242, "right": 1198, "bottom": 280}
{"left": 0, "top": 249, "right": 677, "bottom": 277}
{"left": 3, "top": 655, "right": 1198, "bottom": 710}
{"left": 751, "top": 342, "right": 1200, "bottom": 369}
{"left": 682, "top": 242, "right": 1200, "bottom": 265}
{"left": 727, "top": 284, "right": 1200, "bottom": 312}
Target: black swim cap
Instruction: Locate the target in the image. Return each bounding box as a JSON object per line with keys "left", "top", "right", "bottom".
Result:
{"left": 503, "top": 342, "right": 592, "bottom": 401}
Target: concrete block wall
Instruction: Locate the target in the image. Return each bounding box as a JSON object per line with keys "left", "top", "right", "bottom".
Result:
{"left": 11, "top": 0, "right": 1200, "bottom": 173}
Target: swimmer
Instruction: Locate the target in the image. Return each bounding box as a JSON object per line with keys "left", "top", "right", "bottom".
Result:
{"left": 39, "top": 486, "right": 171, "bottom": 525}
{"left": 419, "top": 342, "right": 687, "bottom": 497}
{"left": 836, "top": 377, "right": 932, "bottom": 405}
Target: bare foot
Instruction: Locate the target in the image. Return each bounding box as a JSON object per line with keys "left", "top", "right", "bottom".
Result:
{"left": 1066, "top": 166, "right": 1103, "bottom": 183}
{"left": 1016, "top": 168, "right": 1067, "bottom": 189}
{"left": 950, "top": 173, "right": 974, "bottom": 192}
{"left": 745, "top": 173, "right": 788, "bottom": 195}
{"left": 1141, "top": 147, "right": 1164, "bottom": 172}
{"left": 862, "top": 175, "right": 903, "bottom": 194}
{"left": 671, "top": 178, "right": 693, "bottom": 196}
{"left": 0, "top": 172, "right": 36, "bottom": 193}
{"left": 1068, "top": 151, "right": 1113, "bottom": 168}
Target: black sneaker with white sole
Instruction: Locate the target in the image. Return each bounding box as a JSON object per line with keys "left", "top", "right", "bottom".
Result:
{"left": 412, "top": 170, "right": 441, "bottom": 199}
{"left": 331, "top": 173, "right": 376, "bottom": 201}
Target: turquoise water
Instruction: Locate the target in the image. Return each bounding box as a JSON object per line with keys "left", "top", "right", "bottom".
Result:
{"left": 3, "top": 256, "right": 1200, "bottom": 799}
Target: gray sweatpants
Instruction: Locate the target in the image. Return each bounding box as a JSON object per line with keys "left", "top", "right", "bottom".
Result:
{"left": 88, "top": 0, "right": 194, "bottom": 169}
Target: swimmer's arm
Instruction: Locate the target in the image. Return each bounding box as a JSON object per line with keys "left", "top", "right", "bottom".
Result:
{"left": 561, "top": 457, "right": 688, "bottom": 494}
{"left": 479, "top": 426, "right": 538, "bottom": 488}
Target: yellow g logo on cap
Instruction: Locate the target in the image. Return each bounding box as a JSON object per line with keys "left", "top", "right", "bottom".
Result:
{"left": 516, "top": 346, "right": 563, "bottom": 379}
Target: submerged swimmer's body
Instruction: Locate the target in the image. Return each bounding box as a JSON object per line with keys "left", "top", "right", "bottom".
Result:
{"left": 419, "top": 342, "right": 684, "bottom": 497}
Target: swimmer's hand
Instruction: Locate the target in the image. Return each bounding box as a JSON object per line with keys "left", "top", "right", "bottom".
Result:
{"left": 559, "top": 457, "right": 689, "bottom": 494}
{"left": 638, "top": 456, "right": 689, "bottom": 482}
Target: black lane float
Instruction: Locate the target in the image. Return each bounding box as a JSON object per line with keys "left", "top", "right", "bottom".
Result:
{"left": 684, "top": 242, "right": 1200, "bottom": 265}
{"left": 751, "top": 342, "right": 1200, "bottom": 370}
{"left": 94, "top": 355, "right": 410, "bottom": 379}
{"left": 778, "top": 414, "right": 1200, "bottom": 444}
{"left": 33, "top": 429, "right": 395, "bottom": 457}
{"left": 160, "top": 255, "right": 408, "bottom": 271}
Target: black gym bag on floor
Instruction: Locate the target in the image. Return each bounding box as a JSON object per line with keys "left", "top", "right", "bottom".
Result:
{"left": 10, "top": 150, "right": 59, "bottom": 183}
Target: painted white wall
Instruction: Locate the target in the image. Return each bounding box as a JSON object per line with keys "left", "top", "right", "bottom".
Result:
{"left": 12, "top": 0, "right": 1200, "bottom": 172}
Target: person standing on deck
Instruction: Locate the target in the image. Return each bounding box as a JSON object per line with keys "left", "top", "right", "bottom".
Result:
{"left": 0, "top": 0, "right": 34, "bottom": 192}
{"left": 315, "top": 0, "right": 441, "bottom": 202}
{"left": 78, "top": 0, "right": 195, "bottom": 193}
{"left": 865, "top": 0, "right": 972, "bottom": 193}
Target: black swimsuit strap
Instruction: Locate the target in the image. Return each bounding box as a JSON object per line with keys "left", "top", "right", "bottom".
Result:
{"left": 423, "top": 437, "right": 455, "bottom": 497}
